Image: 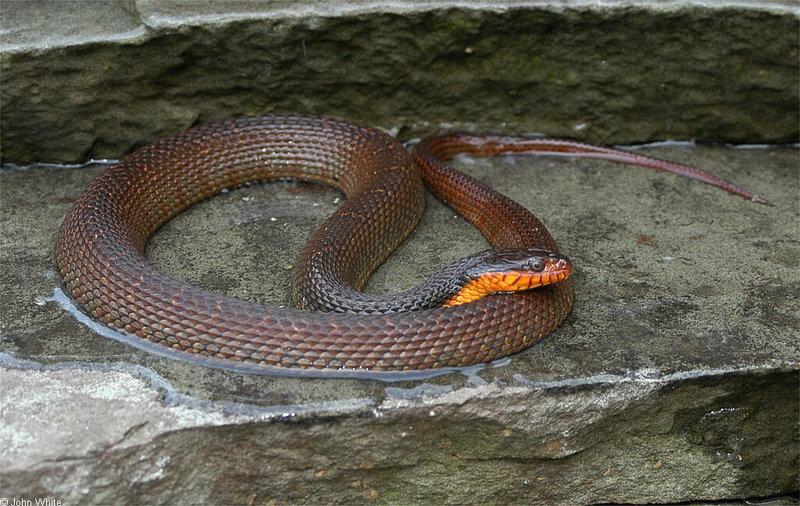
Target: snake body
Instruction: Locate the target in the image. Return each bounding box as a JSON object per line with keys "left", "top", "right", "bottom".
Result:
{"left": 56, "top": 114, "right": 762, "bottom": 372}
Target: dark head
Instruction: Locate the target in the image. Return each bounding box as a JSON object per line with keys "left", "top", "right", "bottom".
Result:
{"left": 445, "top": 248, "right": 571, "bottom": 306}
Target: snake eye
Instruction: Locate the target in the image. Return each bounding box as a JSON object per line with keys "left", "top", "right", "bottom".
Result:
{"left": 528, "top": 259, "right": 546, "bottom": 272}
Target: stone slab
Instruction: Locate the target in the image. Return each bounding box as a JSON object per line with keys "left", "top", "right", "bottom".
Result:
{"left": 1, "top": 1, "right": 798, "bottom": 164}
{"left": 1, "top": 143, "right": 798, "bottom": 503}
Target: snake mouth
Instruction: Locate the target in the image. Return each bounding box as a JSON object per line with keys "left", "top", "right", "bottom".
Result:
{"left": 537, "top": 257, "right": 572, "bottom": 285}
{"left": 444, "top": 252, "right": 572, "bottom": 307}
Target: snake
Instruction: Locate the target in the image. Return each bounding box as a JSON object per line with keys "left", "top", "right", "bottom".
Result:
{"left": 55, "top": 114, "right": 764, "bottom": 373}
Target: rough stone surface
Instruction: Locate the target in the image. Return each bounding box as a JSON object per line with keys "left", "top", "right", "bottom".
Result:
{"left": 1, "top": 360, "right": 796, "bottom": 504}
{"left": 1, "top": 1, "right": 798, "bottom": 164}
{"left": 1, "top": 1, "right": 798, "bottom": 504}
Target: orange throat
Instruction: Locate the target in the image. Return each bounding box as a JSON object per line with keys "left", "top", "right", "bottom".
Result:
{"left": 443, "top": 269, "right": 569, "bottom": 307}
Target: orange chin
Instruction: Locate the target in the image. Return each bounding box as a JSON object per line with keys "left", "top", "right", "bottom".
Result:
{"left": 443, "top": 267, "right": 571, "bottom": 307}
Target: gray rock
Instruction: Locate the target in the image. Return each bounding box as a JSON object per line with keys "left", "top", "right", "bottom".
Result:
{"left": 1, "top": 1, "right": 798, "bottom": 164}
{"left": 1, "top": 358, "right": 796, "bottom": 504}
{"left": 2, "top": 144, "right": 797, "bottom": 503}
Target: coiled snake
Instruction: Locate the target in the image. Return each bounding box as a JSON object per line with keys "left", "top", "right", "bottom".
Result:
{"left": 56, "top": 115, "right": 763, "bottom": 373}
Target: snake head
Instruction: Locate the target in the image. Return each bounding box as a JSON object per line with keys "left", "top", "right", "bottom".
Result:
{"left": 444, "top": 248, "right": 571, "bottom": 306}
